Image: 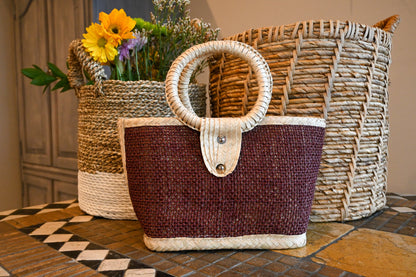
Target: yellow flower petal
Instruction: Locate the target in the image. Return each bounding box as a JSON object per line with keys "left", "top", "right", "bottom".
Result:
{"left": 82, "top": 23, "right": 118, "bottom": 63}
{"left": 99, "top": 8, "right": 136, "bottom": 44}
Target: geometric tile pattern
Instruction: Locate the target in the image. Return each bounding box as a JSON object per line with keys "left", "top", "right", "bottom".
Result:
{"left": 65, "top": 219, "right": 362, "bottom": 277}
{"left": 0, "top": 199, "right": 78, "bottom": 222}
{"left": 0, "top": 265, "right": 10, "bottom": 277}
{"left": 0, "top": 193, "right": 413, "bottom": 276}
{"left": 19, "top": 217, "right": 159, "bottom": 277}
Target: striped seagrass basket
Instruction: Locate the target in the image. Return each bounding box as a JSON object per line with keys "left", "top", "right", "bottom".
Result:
{"left": 67, "top": 39, "right": 206, "bottom": 220}
{"left": 208, "top": 15, "right": 400, "bottom": 222}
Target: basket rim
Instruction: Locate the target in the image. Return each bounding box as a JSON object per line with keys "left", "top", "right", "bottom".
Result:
{"left": 223, "top": 18, "right": 395, "bottom": 47}
{"left": 79, "top": 79, "right": 205, "bottom": 87}
{"left": 76, "top": 80, "right": 206, "bottom": 95}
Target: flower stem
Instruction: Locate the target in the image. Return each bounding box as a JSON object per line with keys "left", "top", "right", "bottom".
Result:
{"left": 135, "top": 48, "right": 140, "bottom": 80}
{"left": 145, "top": 44, "right": 150, "bottom": 81}
{"left": 127, "top": 58, "right": 132, "bottom": 81}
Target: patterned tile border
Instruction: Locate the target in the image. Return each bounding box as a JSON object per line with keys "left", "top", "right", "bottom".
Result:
{"left": 0, "top": 199, "right": 78, "bottom": 222}
{"left": 19, "top": 216, "right": 167, "bottom": 277}
{"left": 18, "top": 217, "right": 365, "bottom": 276}
{"left": 0, "top": 265, "right": 10, "bottom": 277}
{"left": 1, "top": 194, "right": 414, "bottom": 276}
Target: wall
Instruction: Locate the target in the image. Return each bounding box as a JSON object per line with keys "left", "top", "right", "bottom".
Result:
{"left": 92, "top": 0, "right": 153, "bottom": 22}
{"left": 0, "top": 0, "right": 22, "bottom": 210}
{"left": 191, "top": 0, "right": 416, "bottom": 194}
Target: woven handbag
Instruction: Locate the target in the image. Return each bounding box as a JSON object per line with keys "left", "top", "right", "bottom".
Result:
{"left": 119, "top": 41, "right": 326, "bottom": 251}
{"left": 208, "top": 15, "right": 400, "bottom": 222}
{"left": 67, "top": 40, "right": 206, "bottom": 220}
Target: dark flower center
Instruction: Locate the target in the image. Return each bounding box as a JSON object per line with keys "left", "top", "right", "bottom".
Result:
{"left": 97, "top": 37, "right": 107, "bottom": 47}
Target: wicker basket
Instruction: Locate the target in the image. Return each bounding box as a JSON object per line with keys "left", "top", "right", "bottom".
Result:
{"left": 208, "top": 15, "right": 400, "bottom": 222}
{"left": 67, "top": 40, "right": 206, "bottom": 220}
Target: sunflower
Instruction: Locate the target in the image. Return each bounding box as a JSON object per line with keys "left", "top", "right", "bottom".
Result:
{"left": 82, "top": 23, "right": 118, "bottom": 64}
{"left": 99, "top": 9, "right": 136, "bottom": 44}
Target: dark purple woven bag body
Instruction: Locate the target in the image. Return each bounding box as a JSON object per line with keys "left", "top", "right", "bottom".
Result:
{"left": 119, "top": 41, "right": 326, "bottom": 251}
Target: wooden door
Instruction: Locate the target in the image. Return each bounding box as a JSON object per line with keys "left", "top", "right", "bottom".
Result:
{"left": 15, "top": 0, "right": 91, "bottom": 205}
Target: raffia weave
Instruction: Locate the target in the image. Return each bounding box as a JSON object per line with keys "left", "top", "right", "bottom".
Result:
{"left": 67, "top": 40, "right": 206, "bottom": 219}
{"left": 123, "top": 120, "right": 325, "bottom": 250}
{"left": 208, "top": 16, "right": 400, "bottom": 222}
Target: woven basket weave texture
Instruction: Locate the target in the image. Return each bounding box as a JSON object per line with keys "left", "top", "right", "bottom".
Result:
{"left": 208, "top": 16, "right": 400, "bottom": 222}
{"left": 68, "top": 40, "right": 206, "bottom": 220}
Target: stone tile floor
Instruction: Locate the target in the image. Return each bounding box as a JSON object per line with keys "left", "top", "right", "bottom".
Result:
{"left": 0, "top": 194, "right": 415, "bottom": 276}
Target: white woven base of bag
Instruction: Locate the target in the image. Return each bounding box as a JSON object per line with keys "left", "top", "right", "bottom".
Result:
{"left": 144, "top": 233, "right": 306, "bottom": 252}
{"left": 78, "top": 171, "right": 137, "bottom": 220}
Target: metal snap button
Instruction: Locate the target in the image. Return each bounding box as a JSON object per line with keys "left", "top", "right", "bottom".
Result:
{"left": 217, "top": 135, "right": 226, "bottom": 144}
{"left": 216, "top": 164, "right": 226, "bottom": 173}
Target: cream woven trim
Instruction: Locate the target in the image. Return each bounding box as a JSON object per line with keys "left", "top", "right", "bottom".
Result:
{"left": 200, "top": 118, "right": 242, "bottom": 177}
{"left": 118, "top": 116, "right": 325, "bottom": 129}
{"left": 78, "top": 171, "right": 137, "bottom": 220}
{"left": 143, "top": 233, "right": 306, "bottom": 251}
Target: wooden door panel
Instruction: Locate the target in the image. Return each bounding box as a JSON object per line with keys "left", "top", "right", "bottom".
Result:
{"left": 54, "top": 180, "right": 78, "bottom": 202}
{"left": 23, "top": 175, "right": 53, "bottom": 207}
{"left": 48, "top": 0, "right": 91, "bottom": 169}
{"left": 16, "top": 0, "right": 51, "bottom": 166}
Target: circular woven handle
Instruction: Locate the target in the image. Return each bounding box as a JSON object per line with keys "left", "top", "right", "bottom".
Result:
{"left": 166, "top": 40, "right": 273, "bottom": 132}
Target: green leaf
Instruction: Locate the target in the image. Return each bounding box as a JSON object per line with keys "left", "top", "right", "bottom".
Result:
{"left": 52, "top": 78, "right": 71, "bottom": 93}
{"left": 60, "top": 84, "right": 72, "bottom": 92}
{"left": 52, "top": 79, "right": 65, "bottom": 91}
{"left": 21, "top": 67, "right": 42, "bottom": 79}
{"left": 47, "top": 63, "right": 66, "bottom": 78}
{"left": 32, "top": 64, "right": 43, "bottom": 71}
{"left": 42, "top": 84, "right": 50, "bottom": 94}
{"left": 31, "top": 74, "right": 56, "bottom": 86}
{"left": 83, "top": 69, "right": 92, "bottom": 83}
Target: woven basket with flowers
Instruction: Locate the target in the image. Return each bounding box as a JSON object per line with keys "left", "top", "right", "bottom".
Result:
{"left": 22, "top": 0, "right": 219, "bottom": 219}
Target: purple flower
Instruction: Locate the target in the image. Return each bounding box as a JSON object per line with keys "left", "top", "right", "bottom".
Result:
{"left": 118, "top": 43, "right": 130, "bottom": 61}
{"left": 118, "top": 31, "right": 148, "bottom": 61}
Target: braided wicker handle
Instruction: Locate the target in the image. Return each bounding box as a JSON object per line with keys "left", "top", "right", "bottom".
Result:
{"left": 67, "top": 40, "right": 107, "bottom": 96}
{"left": 166, "top": 40, "right": 273, "bottom": 132}
{"left": 373, "top": 15, "right": 400, "bottom": 34}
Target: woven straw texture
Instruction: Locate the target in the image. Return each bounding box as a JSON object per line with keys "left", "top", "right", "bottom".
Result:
{"left": 208, "top": 16, "right": 400, "bottom": 222}
{"left": 143, "top": 233, "right": 307, "bottom": 252}
{"left": 67, "top": 40, "right": 206, "bottom": 219}
{"left": 123, "top": 123, "right": 325, "bottom": 251}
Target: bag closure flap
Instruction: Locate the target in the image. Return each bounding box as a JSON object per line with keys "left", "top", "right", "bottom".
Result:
{"left": 200, "top": 118, "right": 242, "bottom": 177}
